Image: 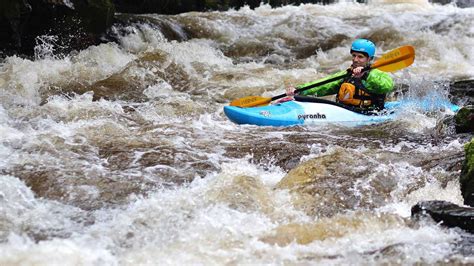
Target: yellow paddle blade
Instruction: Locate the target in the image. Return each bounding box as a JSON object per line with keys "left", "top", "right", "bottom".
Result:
{"left": 230, "top": 96, "right": 272, "bottom": 107}
{"left": 372, "top": 45, "right": 415, "bottom": 72}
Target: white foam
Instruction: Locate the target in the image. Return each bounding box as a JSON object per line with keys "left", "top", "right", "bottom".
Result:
{"left": 0, "top": 2, "right": 471, "bottom": 264}
{"left": 0, "top": 43, "right": 135, "bottom": 107}
{"left": 115, "top": 23, "right": 166, "bottom": 53}
{"left": 0, "top": 234, "right": 117, "bottom": 266}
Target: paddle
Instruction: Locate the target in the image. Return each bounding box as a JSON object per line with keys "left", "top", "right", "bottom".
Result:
{"left": 230, "top": 45, "right": 415, "bottom": 107}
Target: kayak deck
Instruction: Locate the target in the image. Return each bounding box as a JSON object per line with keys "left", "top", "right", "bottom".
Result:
{"left": 224, "top": 96, "right": 394, "bottom": 126}
{"left": 224, "top": 96, "right": 460, "bottom": 127}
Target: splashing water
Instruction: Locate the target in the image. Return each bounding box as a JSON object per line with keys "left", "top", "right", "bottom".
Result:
{"left": 0, "top": 2, "right": 473, "bottom": 265}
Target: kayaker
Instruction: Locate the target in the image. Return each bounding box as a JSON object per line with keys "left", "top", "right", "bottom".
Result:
{"left": 286, "top": 39, "right": 394, "bottom": 111}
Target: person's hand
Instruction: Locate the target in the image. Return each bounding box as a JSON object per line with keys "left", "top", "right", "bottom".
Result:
{"left": 286, "top": 85, "right": 296, "bottom": 96}
{"left": 351, "top": 66, "right": 365, "bottom": 79}
{"left": 276, "top": 96, "right": 294, "bottom": 104}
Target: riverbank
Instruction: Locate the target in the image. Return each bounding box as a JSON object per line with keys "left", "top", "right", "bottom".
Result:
{"left": 1, "top": 0, "right": 473, "bottom": 57}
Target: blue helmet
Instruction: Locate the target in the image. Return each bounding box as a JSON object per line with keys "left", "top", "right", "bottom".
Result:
{"left": 351, "top": 39, "right": 376, "bottom": 59}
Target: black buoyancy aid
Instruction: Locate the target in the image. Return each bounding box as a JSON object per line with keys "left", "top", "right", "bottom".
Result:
{"left": 336, "top": 74, "right": 386, "bottom": 110}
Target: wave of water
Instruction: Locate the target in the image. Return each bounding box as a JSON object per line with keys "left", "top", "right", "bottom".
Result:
{"left": 0, "top": 1, "right": 473, "bottom": 265}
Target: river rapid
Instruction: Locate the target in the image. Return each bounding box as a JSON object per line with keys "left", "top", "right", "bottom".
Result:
{"left": 1, "top": 1, "right": 474, "bottom": 265}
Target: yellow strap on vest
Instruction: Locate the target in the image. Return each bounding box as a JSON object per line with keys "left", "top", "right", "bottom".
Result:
{"left": 337, "top": 83, "right": 372, "bottom": 107}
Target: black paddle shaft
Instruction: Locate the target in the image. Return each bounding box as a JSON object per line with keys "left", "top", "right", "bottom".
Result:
{"left": 270, "top": 70, "right": 354, "bottom": 102}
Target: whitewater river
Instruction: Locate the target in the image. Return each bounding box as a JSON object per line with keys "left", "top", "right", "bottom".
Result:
{"left": 1, "top": 1, "right": 473, "bottom": 264}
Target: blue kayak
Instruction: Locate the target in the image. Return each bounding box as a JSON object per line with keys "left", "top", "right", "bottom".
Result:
{"left": 224, "top": 96, "right": 460, "bottom": 126}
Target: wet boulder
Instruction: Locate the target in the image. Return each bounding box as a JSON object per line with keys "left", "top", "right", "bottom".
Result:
{"left": 411, "top": 200, "right": 474, "bottom": 233}
{"left": 74, "top": 0, "right": 115, "bottom": 34}
{"left": 450, "top": 79, "right": 474, "bottom": 106}
{"left": 433, "top": 105, "right": 474, "bottom": 138}
{"left": 114, "top": 0, "right": 214, "bottom": 14}
{"left": 206, "top": 175, "right": 274, "bottom": 214}
{"left": 0, "top": 0, "right": 32, "bottom": 50}
{"left": 276, "top": 148, "right": 402, "bottom": 218}
{"left": 261, "top": 212, "right": 406, "bottom": 246}
{"left": 0, "top": 0, "right": 115, "bottom": 56}
{"left": 455, "top": 105, "right": 474, "bottom": 134}
{"left": 461, "top": 138, "right": 474, "bottom": 206}
{"left": 429, "top": 0, "right": 474, "bottom": 8}
{"left": 455, "top": 0, "right": 474, "bottom": 8}
{"left": 112, "top": 0, "right": 338, "bottom": 14}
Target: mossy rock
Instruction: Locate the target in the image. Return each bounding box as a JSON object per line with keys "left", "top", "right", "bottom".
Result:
{"left": 461, "top": 138, "right": 474, "bottom": 206}
{"left": 455, "top": 105, "right": 474, "bottom": 133}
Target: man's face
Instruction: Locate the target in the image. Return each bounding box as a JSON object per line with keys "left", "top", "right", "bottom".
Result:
{"left": 351, "top": 52, "right": 370, "bottom": 67}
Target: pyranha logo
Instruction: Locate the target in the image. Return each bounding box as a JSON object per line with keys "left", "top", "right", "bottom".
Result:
{"left": 260, "top": 111, "right": 271, "bottom": 117}
{"left": 298, "top": 113, "right": 327, "bottom": 120}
